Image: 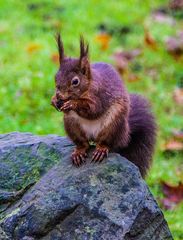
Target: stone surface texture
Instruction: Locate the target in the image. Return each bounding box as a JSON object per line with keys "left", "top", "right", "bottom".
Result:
{"left": 0, "top": 133, "right": 172, "bottom": 240}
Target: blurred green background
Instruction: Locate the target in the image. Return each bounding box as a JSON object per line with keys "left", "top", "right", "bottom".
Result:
{"left": 0, "top": 0, "right": 183, "bottom": 239}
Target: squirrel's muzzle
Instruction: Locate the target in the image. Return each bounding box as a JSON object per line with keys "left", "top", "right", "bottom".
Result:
{"left": 56, "top": 92, "right": 70, "bottom": 101}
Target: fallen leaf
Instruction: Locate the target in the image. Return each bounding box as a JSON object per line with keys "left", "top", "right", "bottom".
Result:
{"left": 51, "top": 53, "right": 59, "bottom": 64}
{"left": 26, "top": 43, "right": 42, "bottom": 53}
{"left": 112, "top": 51, "right": 129, "bottom": 74}
{"left": 119, "top": 49, "right": 142, "bottom": 61}
{"left": 127, "top": 73, "right": 140, "bottom": 83}
{"left": 162, "top": 139, "right": 183, "bottom": 151}
{"left": 144, "top": 28, "right": 158, "bottom": 50}
{"left": 169, "top": 0, "right": 183, "bottom": 10}
{"left": 161, "top": 181, "right": 183, "bottom": 209}
{"left": 166, "top": 31, "right": 183, "bottom": 58}
{"left": 95, "top": 33, "right": 111, "bottom": 50}
{"left": 151, "top": 12, "right": 175, "bottom": 25}
{"left": 112, "top": 49, "right": 142, "bottom": 74}
{"left": 173, "top": 87, "right": 183, "bottom": 105}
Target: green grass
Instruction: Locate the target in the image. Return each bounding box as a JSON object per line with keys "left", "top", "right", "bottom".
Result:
{"left": 0, "top": 0, "right": 183, "bottom": 238}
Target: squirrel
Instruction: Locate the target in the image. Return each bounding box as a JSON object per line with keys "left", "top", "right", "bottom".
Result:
{"left": 51, "top": 34, "right": 157, "bottom": 178}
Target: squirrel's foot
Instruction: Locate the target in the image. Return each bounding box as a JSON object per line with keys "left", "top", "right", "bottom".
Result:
{"left": 92, "top": 145, "right": 109, "bottom": 163}
{"left": 71, "top": 148, "right": 87, "bottom": 167}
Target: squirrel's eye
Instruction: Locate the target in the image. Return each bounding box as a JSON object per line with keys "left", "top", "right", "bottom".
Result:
{"left": 71, "top": 76, "right": 80, "bottom": 87}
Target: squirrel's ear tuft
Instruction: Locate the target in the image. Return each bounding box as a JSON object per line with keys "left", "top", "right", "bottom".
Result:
{"left": 80, "top": 35, "right": 89, "bottom": 59}
{"left": 55, "top": 33, "right": 64, "bottom": 65}
{"left": 79, "top": 35, "right": 90, "bottom": 76}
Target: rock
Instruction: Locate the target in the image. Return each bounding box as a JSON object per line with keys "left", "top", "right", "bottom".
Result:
{"left": 0, "top": 133, "right": 172, "bottom": 239}
{"left": 0, "top": 132, "right": 73, "bottom": 192}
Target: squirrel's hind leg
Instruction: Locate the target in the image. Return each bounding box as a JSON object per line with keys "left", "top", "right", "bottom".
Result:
{"left": 91, "top": 145, "right": 109, "bottom": 163}
{"left": 64, "top": 116, "right": 90, "bottom": 167}
{"left": 71, "top": 144, "right": 89, "bottom": 167}
{"left": 92, "top": 111, "right": 130, "bottom": 163}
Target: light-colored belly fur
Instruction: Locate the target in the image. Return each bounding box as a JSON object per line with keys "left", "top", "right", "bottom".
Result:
{"left": 67, "top": 102, "right": 122, "bottom": 140}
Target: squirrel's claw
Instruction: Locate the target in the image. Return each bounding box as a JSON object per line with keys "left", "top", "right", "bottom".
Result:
{"left": 71, "top": 150, "right": 87, "bottom": 167}
{"left": 60, "top": 100, "right": 77, "bottom": 112}
{"left": 92, "top": 146, "right": 109, "bottom": 163}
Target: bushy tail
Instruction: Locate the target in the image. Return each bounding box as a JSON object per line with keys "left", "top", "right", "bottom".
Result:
{"left": 120, "top": 94, "right": 157, "bottom": 178}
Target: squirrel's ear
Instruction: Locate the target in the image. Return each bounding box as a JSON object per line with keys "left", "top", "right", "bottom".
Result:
{"left": 79, "top": 36, "right": 90, "bottom": 76}
{"left": 55, "top": 33, "right": 64, "bottom": 65}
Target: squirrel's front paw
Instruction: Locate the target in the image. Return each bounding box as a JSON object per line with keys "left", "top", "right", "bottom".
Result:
{"left": 60, "top": 100, "right": 77, "bottom": 112}
{"left": 51, "top": 95, "right": 64, "bottom": 111}
{"left": 92, "top": 145, "right": 109, "bottom": 163}
{"left": 71, "top": 148, "right": 87, "bottom": 167}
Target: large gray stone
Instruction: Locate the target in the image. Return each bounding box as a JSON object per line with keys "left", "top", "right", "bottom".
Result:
{"left": 0, "top": 132, "right": 73, "bottom": 191}
{"left": 0, "top": 133, "right": 172, "bottom": 240}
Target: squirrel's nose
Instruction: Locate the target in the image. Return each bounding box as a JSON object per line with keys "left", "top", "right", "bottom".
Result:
{"left": 56, "top": 92, "right": 69, "bottom": 101}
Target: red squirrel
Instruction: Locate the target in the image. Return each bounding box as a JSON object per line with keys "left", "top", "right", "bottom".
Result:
{"left": 51, "top": 34, "right": 156, "bottom": 177}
